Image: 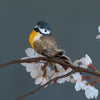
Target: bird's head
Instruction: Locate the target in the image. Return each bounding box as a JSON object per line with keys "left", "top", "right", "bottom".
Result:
{"left": 34, "top": 21, "right": 52, "bottom": 35}
{"left": 29, "top": 21, "right": 52, "bottom": 48}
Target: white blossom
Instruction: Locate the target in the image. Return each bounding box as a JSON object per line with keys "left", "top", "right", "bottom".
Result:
{"left": 21, "top": 48, "right": 46, "bottom": 81}
{"left": 49, "top": 68, "right": 66, "bottom": 84}
{"left": 98, "top": 26, "right": 100, "bottom": 33}
{"left": 65, "top": 76, "right": 72, "bottom": 82}
{"left": 21, "top": 57, "right": 38, "bottom": 73}
{"left": 72, "top": 72, "right": 86, "bottom": 91}
{"left": 74, "top": 80, "right": 99, "bottom": 99}
{"left": 96, "top": 34, "right": 100, "bottom": 39}
{"left": 96, "top": 26, "right": 100, "bottom": 39}
{"left": 79, "top": 54, "right": 92, "bottom": 68}
{"left": 72, "top": 72, "right": 82, "bottom": 81}
{"left": 21, "top": 47, "right": 99, "bottom": 99}
{"left": 75, "top": 80, "right": 87, "bottom": 91}
{"left": 30, "top": 63, "right": 43, "bottom": 78}
{"left": 25, "top": 48, "right": 36, "bottom": 58}
{"left": 85, "top": 85, "right": 99, "bottom": 99}
{"left": 49, "top": 66, "right": 72, "bottom": 84}
{"left": 25, "top": 48, "right": 42, "bottom": 58}
{"left": 21, "top": 48, "right": 41, "bottom": 67}
{"left": 70, "top": 78, "right": 75, "bottom": 83}
{"left": 73, "top": 54, "right": 92, "bottom": 69}
{"left": 35, "top": 76, "right": 49, "bottom": 85}
{"left": 50, "top": 71, "right": 66, "bottom": 84}
{"left": 25, "top": 63, "right": 35, "bottom": 73}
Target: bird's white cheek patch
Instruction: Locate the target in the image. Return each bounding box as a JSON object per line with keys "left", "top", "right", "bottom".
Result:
{"left": 34, "top": 34, "right": 42, "bottom": 41}
{"left": 39, "top": 28, "right": 50, "bottom": 35}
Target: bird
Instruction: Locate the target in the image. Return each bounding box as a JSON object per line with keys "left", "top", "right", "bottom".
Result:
{"left": 29, "top": 21, "right": 71, "bottom": 64}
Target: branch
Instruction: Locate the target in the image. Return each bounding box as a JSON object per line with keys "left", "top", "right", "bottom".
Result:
{"left": 0, "top": 57, "right": 100, "bottom": 100}
{"left": 0, "top": 57, "right": 100, "bottom": 77}
{"left": 16, "top": 70, "right": 75, "bottom": 100}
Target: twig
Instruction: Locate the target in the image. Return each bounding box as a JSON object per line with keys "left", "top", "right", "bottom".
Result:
{"left": 0, "top": 57, "right": 100, "bottom": 77}
{"left": 1, "top": 57, "right": 100, "bottom": 100}
{"left": 16, "top": 70, "right": 75, "bottom": 100}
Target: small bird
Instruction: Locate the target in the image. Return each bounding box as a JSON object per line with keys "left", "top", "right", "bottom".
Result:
{"left": 29, "top": 21, "right": 72, "bottom": 65}
{"left": 29, "top": 21, "right": 64, "bottom": 58}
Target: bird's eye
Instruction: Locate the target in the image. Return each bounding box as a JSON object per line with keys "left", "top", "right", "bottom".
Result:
{"left": 45, "top": 30, "right": 47, "bottom": 32}
{"left": 39, "top": 27, "right": 50, "bottom": 35}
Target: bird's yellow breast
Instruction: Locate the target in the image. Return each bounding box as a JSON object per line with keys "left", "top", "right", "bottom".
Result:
{"left": 29, "top": 30, "right": 40, "bottom": 49}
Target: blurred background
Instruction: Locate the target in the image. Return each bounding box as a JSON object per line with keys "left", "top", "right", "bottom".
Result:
{"left": 0, "top": 0, "right": 100, "bottom": 100}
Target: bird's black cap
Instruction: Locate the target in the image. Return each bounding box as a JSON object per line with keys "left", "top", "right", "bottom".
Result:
{"left": 37, "top": 21, "right": 51, "bottom": 31}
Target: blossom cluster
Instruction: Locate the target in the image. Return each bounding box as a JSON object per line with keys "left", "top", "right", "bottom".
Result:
{"left": 96, "top": 26, "right": 100, "bottom": 39}
{"left": 21, "top": 48, "right": 99, "bottom": 99}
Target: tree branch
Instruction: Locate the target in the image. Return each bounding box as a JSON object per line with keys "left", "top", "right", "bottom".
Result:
{"left": 16, "top": 70, "right": 75, "bottom": 100}
{"left": 0, "top": 57, "right": 100, "bottom": 100}
{"left": 0, "top": 57, "right": 100, "bottom": 77}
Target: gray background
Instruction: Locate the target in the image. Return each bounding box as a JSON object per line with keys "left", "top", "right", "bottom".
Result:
{"left": 0, "top": 0, "right": 100, "bottom": 100}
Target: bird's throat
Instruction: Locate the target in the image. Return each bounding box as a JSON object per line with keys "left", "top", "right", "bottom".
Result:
{"left": 29, "top": 30, "right": 41, "bottom": 49}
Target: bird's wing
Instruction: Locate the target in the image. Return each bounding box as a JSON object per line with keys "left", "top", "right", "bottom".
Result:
{"left": 34, "top": 35, "right": 64, "bottom": 57}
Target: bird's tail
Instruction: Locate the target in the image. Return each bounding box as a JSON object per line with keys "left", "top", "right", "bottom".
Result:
{"left": 54, "top": 49, "right": 72, "bottom": 64}
{"left": 54, "top": 49, "right": 64, "bottom": 57}
{"left": 59, "top": 54, "right": 72, "bottom": 64}
{"left": 42, "top": 49, "right": 72, "bottom": 64}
